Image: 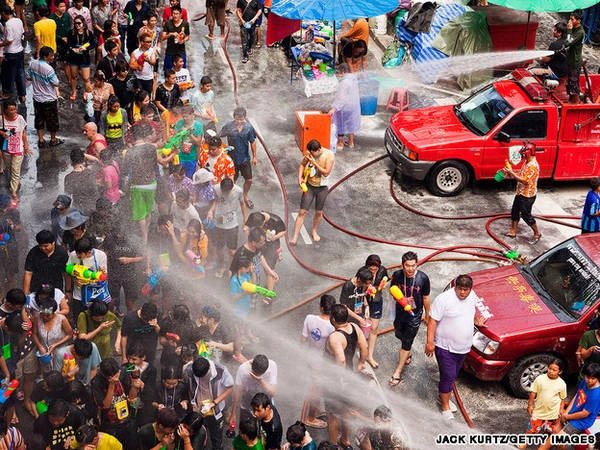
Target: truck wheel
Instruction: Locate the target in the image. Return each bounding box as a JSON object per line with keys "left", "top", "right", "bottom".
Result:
{"left": 426, "top": 161, "right": 469, "bottom": 196}
{"left": 507, "top": 354, "right": 558, "bottom": 398}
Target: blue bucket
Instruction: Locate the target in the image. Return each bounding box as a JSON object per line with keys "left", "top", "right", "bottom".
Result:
{"left": 359, "top": 80, "right": 380, "bottom": 115}
{"left": 36, "top": 350, "right": 52, "bottom": 365}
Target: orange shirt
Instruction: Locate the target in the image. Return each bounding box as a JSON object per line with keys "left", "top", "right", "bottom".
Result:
{"left": 516, "top": 158, "right": 539, "bottom": 198}
{"left": 198, "top": 148, "right": 235, "bottom": 184}
{"left": 340, "top": 19, "right": 369, "bottom": 45}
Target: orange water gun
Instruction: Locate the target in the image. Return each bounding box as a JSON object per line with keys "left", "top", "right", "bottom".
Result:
{"left": 390, "top": 285, "right": 414, "bottom": 315}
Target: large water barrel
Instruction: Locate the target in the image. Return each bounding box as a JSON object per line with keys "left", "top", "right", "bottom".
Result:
{"left": 359, "top": 80, "right": 380, "bottom": 116}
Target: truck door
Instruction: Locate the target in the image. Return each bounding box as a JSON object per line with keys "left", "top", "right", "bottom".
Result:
{"left": 482, "top": 109, "right": 556, "bottom": 178}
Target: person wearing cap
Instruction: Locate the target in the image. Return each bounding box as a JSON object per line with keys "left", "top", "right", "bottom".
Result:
{"left": 243, "top": 211, "right": 285, "bottom": 293}
{"left": 504, "top": 142, "right": 541, "bottom": 244}
{"left": 191, "top": 167, "right": 215, "bottom": 220}
{"left": 59, "top": 209, "right": 92, "bottom": 252}
{"left": 50, "top": 194, "right": 73, "bottom": 245}
{"left": 197, "top": 135, "right": 235, "bottom": 185}
{"left": 23, "top": 230, "right": 69, "bottom": 295}
{"left": 0, "top": 193, "right": 21, "bottom": 291}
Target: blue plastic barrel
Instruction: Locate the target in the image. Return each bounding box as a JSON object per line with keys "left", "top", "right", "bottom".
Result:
{"left": 359, "top": 80, "right": 380, "bottom": 115}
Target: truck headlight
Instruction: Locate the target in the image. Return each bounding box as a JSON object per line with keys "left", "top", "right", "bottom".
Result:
{"left": 472, "top": 330, "right": 499, "bottom": 355}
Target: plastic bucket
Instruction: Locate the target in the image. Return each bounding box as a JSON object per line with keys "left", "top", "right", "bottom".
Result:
{"left": 361, "top": 320, "right": 372, "bottom": 337}
{"left": 359, "top": 80, "right": 380, "bottom": 116}
{"left": 36, "top": 350, "right": 52, "bottom": 364}
{"left": 494, "top": 170, "right": 506, "bottom": 182}
{"left": 374, "top": 15, "right": 387, "bottom": 35}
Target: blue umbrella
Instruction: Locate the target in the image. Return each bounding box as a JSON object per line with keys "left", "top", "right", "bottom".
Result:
{"left": 272, "top": 0, "right": 400, "bottom": 63}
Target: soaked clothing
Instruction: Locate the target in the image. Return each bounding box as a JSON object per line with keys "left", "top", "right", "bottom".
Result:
{"left": 327, "top": 323, "right": 358, "bottom": 371}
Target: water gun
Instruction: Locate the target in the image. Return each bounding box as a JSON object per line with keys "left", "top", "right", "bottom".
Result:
{"left": 389, "top": 285, "right": 414, "bottom": 315}
{"left": 79, "top": 42, "right": 90, "bottom": 51}
{"left": 65, "top": 264, "right": 107, "bottom": 285}
{"left": 300, "top": 164, "right": 310, "bottom": 192}
{"left": 184, "top": 250, "right": 205, "bottom": 273}
{"left": 241, "top": 281, "right": 276, "bottom": 298}
{"left": 377, "top": 276, "right": 389, "bottom": 291}
{"left": 127, "top": 12, "right": 133, "bottom": 25}
{"left": 0, "top": 379, "right": 19, "bottom": 404}
{"left": 0, "top": 233, "right": 10, "bottom": 245}
{"left": 365, "top": 285, "right": 377, "bottom": 297}
{"left": 36, "top": 400, "right": 48, "bottom": 414}
{"left": 223, "top": 146, "right": 234, "bottom": 153}
{"left": 166, "top": 332, "right": 180, "bottom": 342}
{"left": 136, "top": 51, "right": 146, "bottom": 66}
{"left": 198, "top": 341, "right": 210, "bottom": 358}
{"left": 158, "top": 145, "right": 179, "bottom": 165}
{"left": 178, "top": 80, "right": 195, "bottom": 90}
{"left": 505, "top": 161, "right": 511, "bottom": 170}
{"left": 141, "top": 268, "right": 167, "bottom": 295}
{"left": 61, "top": 353, "right": 76, "bottom": 381}
{"left": 177, "top": 31, "right": 185, "bottom": 42}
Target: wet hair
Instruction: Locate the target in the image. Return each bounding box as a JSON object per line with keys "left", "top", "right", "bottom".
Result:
{"left": 192, "top": 357, "right": 210, "bottom": 378}
{"left": 38, "top": 296, "right": 57, "bottom": 313}
{"left": 250, "top": 392, "right": 271, "bottom": 409}
{"left": 127, "top": 342, "right": 147, "bottom": 358}
{"left": 186, "top": 219, "right": 203, "bottom": 236}
{"left": 43, "top": 370, "right": 65, "bottom": 392}
{"left": 365, "top": 254, "right": 381, "bottom": 268}
{"left": 74, "top": 237, "right": 93, "bottom": 254}
{"left": 239, "top": 416, "right": 259, "bottom": 440}
{"left": 583, "top": 362, "right": 600, "bottom": 379}
{"left": 548, "top": 359, "right": 565, "bottom": 372}
{"left": 99, "top": 149, "right": 113, "bottom": 164}
{"left": 88, "top": 300, "right": 108, "bottom": 317}
{"left": 554, "top": 22, "right": 567, "bottom": 38}
{"left": 170, "top": 4, "right": 182, "bottom": 13}
{"left": 455, "top": 274, "right": 473, "bottom": 289}
{"left": 182, "top": 104, "right": 194, "bottom": 115}
{"left": 172, "top": 54, "right": 183, "bottom": 64}
{"left": 75, "top": 425, "right": 98, "bottom": 445}
{"left": 36, "top": 229, "right": 56, "bottom": 245}
{"left": 116, "top": 61, "right": 129, "bottom": 73}
{"left": 571, "top": 9, "right": 583, "bottom": 21}
{"left": 220, "top": 177, "right": 234, "bottom": 193}
{"left": 200, "top": 75, "right": 212, "bottom": 85}
{"left": 591, "top": 177, "right": 600, "bottom": 191}
{"left": 356, "top": 267, "right": 374, "bottom": 283}
{"left": 207, "top": 136, "right": 222, "bottom": 147}
{"left": 233, "top": 106, "right": 246, "bottom": 118}
{"left": 245, "top": 212, "right": 265, "bottom": 228}
{"left": 251, "top": 355, "right": 269, "bottom": 376}
{"left": 317, "top": 442, "right": 338, "bottom": 450}
{"left": 107, "top": 94, "right": 120, "bottom": 109}
{"left": 175, "top": 189, "right": 191, "bottom": 202}
{"left": 148, "top": 11, "right": 158, "bottom": 20}
{"left": 131, "top": 122, "right": 153, "bottom": 140}
{"left": 181, "top": 412, "right": 204, "bottom": 433}
{"left": 73, "top": 339, "right": 93, "bottom": 358}
{"left": 306, "top": 139, "right": 321, "bottom": 152}
{"left": 99, "top": 358, "right": 120, "bottom": 377}
{"left": 69, "top": 148, "right": 86, "bottom": 165}
{"left": 164, "top": 68, "right": 175, "bottom": 79}
{"left": 140, "top": 302, "right": 158, "bottom": 322}
{"left": 181, "top": 344, "right": 197, "bottom": 361}
{"left": 201, "top": 304, "right": 220, "bottom": 322}
{"left": 402, "top": 251, "right": 418, "bottom": 264}
{"left": 331, "top": 303, "right": 348, "bottom": 324}
{"left": 48, "top": 398, "right": 70, "bottom": 417}
{"left": 235, "top": 256, "right": 252, "bottom": 270}
{"left": 157, "top": 215, "right": 173, "bottom": 226}
{"left": 172, "top": 304, "right": 191, "bottom": 322}
{"left": 320, "top": 294, "right": 336, "bottom": 315}
{"left": 157, "top": 407, "right": 179, "bottom": 428}
{"left": 36, "top": 283, "right": 55, "bottom": 299}
{"left": 248, "top": 227, "right": 266, "bottom": 244}
{"left": 5, "top": 288, "right": 26, "bottom": 306}
{"left": 161, "top": 365, "right": 182, "bottom": 381}
{"left": 65, "top": 380, "right": 88, "bottom": 403}
{"left": 5, "top": 314, "right": 23, "bottom": 333}
{"left": 173, "top": 164, "right": 186, "bottom": 176}
{"left": 39, "top": 46, "right": 54, "bottom": 58}
{"left": 374, "top": 405, "right": 392, "bottom": 420}
{"left": 134, "top": 89, "right": 149, "bottom": 104}
{"left": 286, "top": 421, "right": 306, "bottom": 445}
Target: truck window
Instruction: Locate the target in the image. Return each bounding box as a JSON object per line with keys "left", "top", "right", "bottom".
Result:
{"left": 500, "top": 110, "right": 547, "bottom": 139}
{"left": 455, "top": 86, "right": 513, "bottom": 136}
{"left": 529, "top": 240, "right": 600, "bottom": 319}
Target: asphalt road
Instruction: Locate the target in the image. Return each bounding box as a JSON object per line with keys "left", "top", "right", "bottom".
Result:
{"left": 12, "top": 5, "right": 596, "bottom": 450}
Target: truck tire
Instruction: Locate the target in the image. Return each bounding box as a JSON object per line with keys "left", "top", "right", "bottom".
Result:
{"left": 426, "top": 161, "right": 469, "bottom": 196}
{"left": 507, "top": 354, "right": 559, "bottom": 398}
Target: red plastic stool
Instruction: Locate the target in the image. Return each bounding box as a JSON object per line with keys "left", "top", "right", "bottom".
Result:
{"left": 386, "top": 87, "right": 409, "bottom": 112}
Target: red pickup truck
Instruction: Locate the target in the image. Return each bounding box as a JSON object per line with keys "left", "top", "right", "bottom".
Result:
{"left": 385, "top": 69, "right": 600, "bottom": 196}
{"left": 462, "top": 233, "right": 600, "bottom": 398}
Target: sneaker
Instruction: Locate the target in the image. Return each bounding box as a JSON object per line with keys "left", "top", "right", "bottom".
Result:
{"left": 441, "top": 410, "right": 454, "bottom": 420}
{"left": 449, "top": 400, "right": 457, "bottom": 413}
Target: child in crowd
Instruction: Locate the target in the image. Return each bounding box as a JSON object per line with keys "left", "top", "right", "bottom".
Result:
{"left": 284, "top": 422, "right": 316, "bottom": 450}
{"left": 233, "top": 416, "right": 264, "bottom": 450}
{"left": 122, "top": 342, "right": 157, "bottom": 427}
{"left": 152, "top": 364, "right": 189, "bottom": 420}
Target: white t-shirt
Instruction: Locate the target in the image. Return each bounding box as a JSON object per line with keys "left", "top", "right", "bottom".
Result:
{"left": 27, "top": 288, "right": 64, "bottom": 312}
{"left": 132, "top": 47, "right": 156, "bottom": 81}
{"left": 4, "top": 17, "right": 23, "bottom": 54}
{"left": 67, "top": 249, "right": 108, "bottom": 300}
{"left": 430, "top": 287, "right": 477, "bottom": 354}
{"left": 235, "top": 359, "right": 277, "bottom": 410}
{"left": 172, "top": 202, "right": 200, "bottom": 231}
{"left": 302, "top": 314, "right": 335, "bottom": 353}
{"left": 213, "top": 184, "right": 243, "bottom": 230}
{"left": 174, "top": 68, "right": 192, "bottom": 102}
{"left": 190, "top": 89, "right": 214, "bottom": 117}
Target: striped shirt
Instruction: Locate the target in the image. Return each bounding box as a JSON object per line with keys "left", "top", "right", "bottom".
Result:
{"left": 29, "top": 58, "right": 59, "bottom": 103}
{"left": 516, "top": 158, "right": 539, "bottom": 198}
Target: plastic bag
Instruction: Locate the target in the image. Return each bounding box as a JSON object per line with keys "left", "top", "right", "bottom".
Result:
{"left": 382, "top": 38, "right": 408, "bottom": 68}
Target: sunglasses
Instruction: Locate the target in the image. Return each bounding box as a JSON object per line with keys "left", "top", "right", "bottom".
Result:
{"left": 40, "top": 308, "right": 54, "bottom": 314}
{"left": 143, "top": 40, "right": 152, "bottom": 43}
{"left": 74, "top": 22, "right": 83, "bottom": 25}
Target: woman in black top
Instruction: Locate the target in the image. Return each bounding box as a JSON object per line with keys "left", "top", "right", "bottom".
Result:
{"left": 66, "top": 14, "right": 96, "bottom": 101}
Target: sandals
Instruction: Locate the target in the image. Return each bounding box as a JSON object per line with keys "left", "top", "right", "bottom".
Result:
{"left": 304, "top": 418, "right": 327, "bottom": 429}
{"left": 241, "top": 56, "right": 249, "bottom": 63}
{"left": 38, "top": 140, "right": 47, "bottom": 148}
{"left": 245, "top": 198, "right": 254, "bottom": 209}
{"left": 529, "top": 234, "right": 542, "bottom": 245}
{"left": 504, "top": 232, "right": 516, "bottom": 238}
{"left": 69, "top": 93, "right": 77, "bottom": 101}
{"left": 388, "top": 375, "right": 401, "bottom": 386}
{"left": 366, "top": 359, "right": 379, "bottom": 369}
{"left": 49, "top": 138, "right": 63, "bottom": 147}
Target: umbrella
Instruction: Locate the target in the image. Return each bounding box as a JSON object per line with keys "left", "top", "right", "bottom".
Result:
{"left": 272, "top": 0, "right": 400, "bottom": 63}
{"left": 489, "top": 0, "right": 600, "bottom": 47}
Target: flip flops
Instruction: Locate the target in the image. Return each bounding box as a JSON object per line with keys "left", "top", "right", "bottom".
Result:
{"left": 388, "top": 376, "right": 401, "bottom": 387}
{"left": 304, "top": 418, "right": 327, "bottom": 429}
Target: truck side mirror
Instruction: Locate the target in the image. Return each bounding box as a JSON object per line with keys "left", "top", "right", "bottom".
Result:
{"left": 495, "top": 131, "right": 511, "bottom": 143}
